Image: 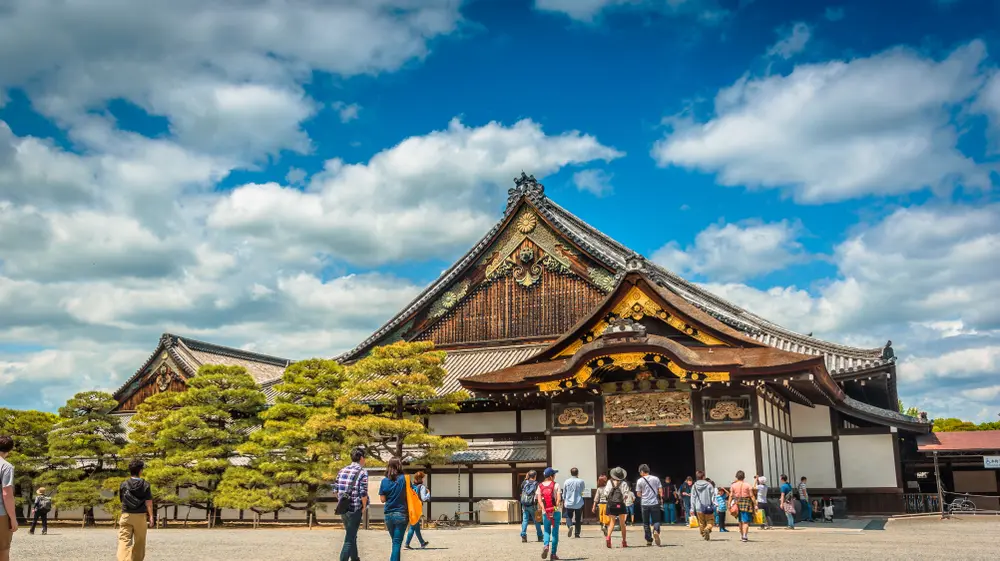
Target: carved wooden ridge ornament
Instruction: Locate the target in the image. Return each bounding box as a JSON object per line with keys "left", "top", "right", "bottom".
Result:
{"left": 557, "top": 407, "right": 590, "bottom": 426}
{"left": 603, "top": 391, "right": 693, "bottom": 427}
{"left": 708, "top": 400, "right": 746, "bottom": 421}
{"left": 480, "top": 207, "right": 575, "bottom": 289}
{"left": 154, "top": 363, "right": 174, "bottom": 392}
{"left": 535, "top": 351, "right": 730, "bottom": 393}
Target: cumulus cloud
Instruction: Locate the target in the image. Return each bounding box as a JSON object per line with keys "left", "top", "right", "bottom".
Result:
{"left": 533, "top": 0, "right": 730, "bottom": 23}
{"left": 573, "top": 169, "right": 615, "bottom": 196}
{"left": 653, "top": 41, "right": 994, "bottom": 203}
{"left": 653, "top": 220, "right": 805, "bottom": 282}
{"left": 767, "top": 22, "right": 812, "bottom": 60}
{"left": 208, "top": 118, "right": 624, "bottom": 265}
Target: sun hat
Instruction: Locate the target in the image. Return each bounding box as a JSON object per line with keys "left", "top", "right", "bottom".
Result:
{"left": 36, "top": 487, "right": 46, "bottom": 494}
{"left": 757, "top": 476, "right": 767, "bottom": 484}
{"left": 543, "top": 467, "right": 559, "bottom": 478}
{"left": 610, "top": 467, "right": 626, "bottom": 481}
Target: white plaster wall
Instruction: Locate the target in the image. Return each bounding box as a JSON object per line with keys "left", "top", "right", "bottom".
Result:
{"left": 761, "top": 433, "right": 773, "bottom": 484}
{"left": 790, "top": 403, "right": 832, "bottom": 438}
{"left": 757, "top": 395, "right": 767, "bottom": 427}
{"left": 430, "top": 473, "right": 471, "bottom": 498}
{"left": 703, "top": 431, "right": 756, "bottom": 484}
{"left": 429, "top": 411, "right": 516, "bottom": 435}
{"left": 474, "top": 473, "right": 514, "bottom": 498}
{"left": 839, "top": 434, "right": 897, "bottom": 488}
{"left": 522, "top": 410, "right": 547, "bottom": 433}
{"left": 792, "top": 442, "right": 836, "bottom": 488}
{"left": 550, "top": 435, "right": 596, "bottom": 495}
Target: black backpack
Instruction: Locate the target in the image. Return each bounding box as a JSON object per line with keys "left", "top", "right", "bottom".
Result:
{"left": 520, "top": 480, "right": 538, "bottom": 507}
{"left": 37, "top": 496, "right": 52, "bottom": 512}
{"left": 607, "top": 481, "right": 625, "bottom": 506}
{"left": 121, "top": 481, "right": 146, "bottom": 512}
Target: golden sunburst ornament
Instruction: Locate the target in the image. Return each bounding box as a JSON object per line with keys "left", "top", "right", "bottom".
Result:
{"left": 516, "top": 212, "right": 537, "bottom": 234}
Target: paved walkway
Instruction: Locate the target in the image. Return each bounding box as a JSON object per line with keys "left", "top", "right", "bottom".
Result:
{"left": 8, "top": 516, "right": 998, "bottom": 560}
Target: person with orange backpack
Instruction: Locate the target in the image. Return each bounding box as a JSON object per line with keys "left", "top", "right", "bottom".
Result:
{"left": 536, "top": 467, "right": 563, "bottom": 560}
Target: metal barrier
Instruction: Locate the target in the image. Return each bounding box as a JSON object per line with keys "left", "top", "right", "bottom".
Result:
{"left": 903, "top": 493, "right": 940, "bottom": 514}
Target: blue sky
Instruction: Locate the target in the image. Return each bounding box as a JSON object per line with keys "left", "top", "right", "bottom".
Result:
{"left": 0, "top": 0, "right": 997, "bottom": 420}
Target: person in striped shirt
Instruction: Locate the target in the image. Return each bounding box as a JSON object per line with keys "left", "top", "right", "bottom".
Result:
{"left": 335, "top": 447, "right": 369, "bottom": 561}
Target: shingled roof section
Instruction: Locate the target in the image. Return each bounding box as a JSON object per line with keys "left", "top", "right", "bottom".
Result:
{"left": 916, "top": 430, "right": 1000, "bottom": 453}
{"left": 337, "top": 175, "right": 893, "bottom": 375}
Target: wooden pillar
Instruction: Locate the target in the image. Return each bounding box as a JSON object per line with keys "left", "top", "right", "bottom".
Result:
{"left": 830, "top": 408, "right": 843, "bottom": 490}
{"left": 933, "top": 451, "right": 946, "bottom": 519}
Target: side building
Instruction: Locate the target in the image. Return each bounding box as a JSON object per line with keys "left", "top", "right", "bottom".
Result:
{"left": 111, "top": 174, "right": 931, "bottom": 521}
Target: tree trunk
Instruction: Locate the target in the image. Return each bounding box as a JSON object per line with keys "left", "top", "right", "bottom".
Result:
{"left": 84, "top": 506, "right": 96, "bottom": 527}
{"left": 395, "top": 395, "right": 405, "bottom": 458}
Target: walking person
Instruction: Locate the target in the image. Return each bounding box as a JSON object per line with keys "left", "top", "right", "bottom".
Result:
{"left": 379, "top": 457, "right": 410, "bottom": 561}
{"left": 562, "top": 467, "right": 585, "bottom": 538}
{"left": 779, "top": 475, "right": 796, "bottom": 530}
{"left": 635, "top": 464, "right": 663, "bottom": 546}
{"left": 0, "top": 435, "right": 16, "bottom": 561}
{"left": 404, "top": 471, "right": 430, "bottom": 550}
{"left": 728, "top": 470, "right": 756, "bottom": 543}
{"left": 603, "top": 467, "right": 631, "bottom": 549}
{"left": 591, "top": 475, "right": 609, "bottom": 536}
{"left": 29, "top": 488, "right": 51, "bottom": 535}
{"left": 689, "top": 470, "right": 716, "bottom": 541}
{"left": 798, "top": 477, "right": 811, "bottom": 522}
{"left": 755, "top": 476, "right": 771, "bottom": 530}
{"left": 679, "top": 475, "right": 694, "bottom": 523}
{"left": 714, "top": 486, "right": 729, "bottom": 532}
{"left": 519, "top": 470, "right": 543, "bottom": 543}
{"left": 536, "top": 467, "right": 562, "bottom": 560}
{"left": 336, "top": 446, "right": 369, "bottom": 561}
{"left": 661, "top": 476, "right": 679, "bottom": 525}
{"left": 117, "top": 459, "right": 154, "bottom": 561}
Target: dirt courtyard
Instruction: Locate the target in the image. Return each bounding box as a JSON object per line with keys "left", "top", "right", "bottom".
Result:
{"left": 8, "top": 515, "right": 998, "bottom": 560}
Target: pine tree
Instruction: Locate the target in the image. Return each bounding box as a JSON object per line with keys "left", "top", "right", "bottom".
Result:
{"left": 238, "top": 358, "right": 348, "bottom": 527}
{"left": 129, "top": 365, "right": 266, "bottom": 527}
{"left": 41, "top": 392, "right": 125, "bottom": 526}
{"left": 122, "top": 391, "right": 181, "bottom": 524}
{"left": 215, "top": 468, "right": 287, "bottom": 528}
{"left": 313, "top": 341, "right": 468, "bottom": 465}
{"left": 0, "top": 408, "right": 58, "bottom": 520}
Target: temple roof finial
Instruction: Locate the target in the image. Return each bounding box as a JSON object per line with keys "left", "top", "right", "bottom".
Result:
{"left": 506, "top": 172, "right": 544, "bottom": 209}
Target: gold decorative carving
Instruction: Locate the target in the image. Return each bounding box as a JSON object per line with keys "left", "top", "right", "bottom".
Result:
{"left": 482, "top": 208, "right": 575, "bottom": 285}
{"left": 536, "top": 351, "right": 730, "bottom": 394}
{"left": 603, "top": 392, "right": 692, "bottom": 427}
{"left": 516, "top": 213, "right": 537, "bottom": 234}
{"left": 557, "top": 407, "right": 590, "bottom": 425}
{"left": 155, "top": 363, "right": 174, "bottom": 392}
{"left": 708, "top": 400, "right": 746, "bottom": 421}
{"left": 588, "top": 267, "right": 616, "bottom": 293}
{"left": 429, "top": 280, "right": 471, "bottom": 319}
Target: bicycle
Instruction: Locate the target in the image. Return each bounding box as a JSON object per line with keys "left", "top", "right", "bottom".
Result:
{"left": 946, "top": 494, "right": 977, "bottom": 514}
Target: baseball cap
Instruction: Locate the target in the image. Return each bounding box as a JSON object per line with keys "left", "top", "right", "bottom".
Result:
{"left": 543, "top": 467, "right": 558, "bottom": 478}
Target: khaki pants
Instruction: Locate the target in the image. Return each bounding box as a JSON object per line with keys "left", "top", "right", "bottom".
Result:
{"left": 117, "top": 513, "right": 148, "bottom": 561}
{"left": 0, "top": 515, "right": 12, "bottom": 554}
{"left": 696, "top": 512, "right": 714, "bottom": 539}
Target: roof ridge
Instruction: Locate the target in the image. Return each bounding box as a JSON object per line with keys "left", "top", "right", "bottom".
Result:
{"left": 164, "top": 333, "right": 292, "bottom": 367}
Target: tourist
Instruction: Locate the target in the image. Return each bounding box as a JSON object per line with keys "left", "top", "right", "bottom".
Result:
{"left": 625, "top": 489, "right": 635, "bottom": 526}
{"left": 603, "top": 467, "right": 631, "bottom": 549}
{"left": 661, "top": 475, "right": 679, "bottom": 525}
{"left": 117, "top": 459, "right": 154, "bottom": 561}
{"left": 728, "top": 470, "right": 755, "bottom": 543}
{"left": 519, "top": 470, "right": 543, "bottom": 543}
{"left": 689, "top": 470, "right": 716, "bottom": 541}
{"left": 536, "top": 467, "right": 562, "bottom": 560}
{"left": 798, "top": 476, "right": 811, "bottom": 522}
{"left": 714, "top": 485, "right": 729, "bottom": 532}
{"left": 29, "top": 488, "right": 51, "bottom": 535}
{"left": 679, "top": 475, "right": 694, "bottom": 522}
{"left": 779, "top": 475, "right": 796, "bottom": 529}
{"left": 562, "top": 467, "right": 585, "bottom": 538}
{"left": 635, "top": 464, "right": 663, "bottom": 546}
{"left": 336, "top": 446, "right": 369, "bottom": 561}
{"left": 755, "top": 475, "right": 771, "bottom": 529}
{"left": 591, "top": 474, "right": 609, "bottom": 536}
{"left": 0, "top": 435, "right": 16, "bottom": 561}
{"left": 404, "top": 471, "right": 430, "bottom": 549}
{"left": 379, "top": 457, "right": 409, "bottom": 561}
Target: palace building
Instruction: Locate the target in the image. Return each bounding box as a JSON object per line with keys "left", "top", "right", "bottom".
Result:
{"left": 112, "top": 173, "right": 931, "bottom": 521}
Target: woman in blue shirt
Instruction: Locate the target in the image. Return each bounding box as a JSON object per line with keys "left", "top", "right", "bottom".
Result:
{"left": 779, "top": 475, "right": 796, "bottom": 529}
{"left": 379, "top": 457, "right": 409, "bottom": 561}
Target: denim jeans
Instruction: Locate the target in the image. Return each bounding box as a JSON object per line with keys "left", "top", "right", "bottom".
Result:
{"left": 340, "top": 510, "right": 363, "bottom": 561}
{"left": 641, "top": 505, "right": 661, "bottom": 543}
{"left": 682, "top": 497, "right": 691, "bottom": 520}
{"left": 800, "top": 499, "right": 812, "bottom": 521}
{"left": 563, "top": 506, "right": 583, "bottom": 537}
{"left": 625, "top": 504, "right": 634, "bottom": 524}
{"left": 405, "top": 521, "right": 426, "bottom": 547}
{"left": 385, "top": 511, "right": 408, "bottom": 561}
{"left": 662, "top": 503, "right": 677, "bottom": 524}
{"left": 542, "top": 510, "right": 562, "bottom": 557}
{"left": 521, "top": 506, "right": 543, "bottom": 539}
{"left": 714, "top": 509, "right": 726, "bottom": 530}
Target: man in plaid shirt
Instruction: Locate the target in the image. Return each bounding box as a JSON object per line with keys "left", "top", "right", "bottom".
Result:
{"left": 336, "top": 447, "right": 369, "bottom": 561}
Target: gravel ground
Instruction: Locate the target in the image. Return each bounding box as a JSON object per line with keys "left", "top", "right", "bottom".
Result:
{"left": 8, "top": 516, "right": 999, "bottom": 560}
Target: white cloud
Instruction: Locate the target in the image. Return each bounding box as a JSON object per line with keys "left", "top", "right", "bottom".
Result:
{"left": 533, "top": 0, "right": 730, "bottom": 23}
{"left": 653, "top": 41, "right": 994, "bottom": 203}
{"left": 653, "top": 220, "right": 805, "bottom": 282}
{"left": 208, "top": 117, "right": 624, "bottom": 265}
{"left": 332, "top": 102, "right": 362, "bottom": 123}
{"left": 974, "top": 69, "right": 1000, "bottom": 151}
{"left": 573, "top": 169, "right": 614, "bottom": 196}
{"left": 767, "top": 22, "right": 812, "bottom": 60}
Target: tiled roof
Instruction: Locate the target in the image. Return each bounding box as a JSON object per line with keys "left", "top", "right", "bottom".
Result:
{"left": 337, "top": 175, "right": 893, "bottom": 375}
{"left": 451, "top": 441, "right": 547, "bottom": 464}
{"left": 916, "top": 430, "right": 1000, "bottom": 452}
{"left": 439, "top": 344, "right": 547, "bottom": 395}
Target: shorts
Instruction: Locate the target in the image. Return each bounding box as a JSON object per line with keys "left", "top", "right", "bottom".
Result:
{"left": 739, "top": 511, "right": 753, "bottom": 523}
{"left": 606, "top": 502, "right": 626, "bottom": 516}
{"left": 0, "top": 515, "right": 12, "bottom": 551}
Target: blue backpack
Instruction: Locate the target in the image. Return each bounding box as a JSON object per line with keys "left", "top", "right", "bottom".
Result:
{"left": 520, "top": 480, "right": 538, "bottom": 507}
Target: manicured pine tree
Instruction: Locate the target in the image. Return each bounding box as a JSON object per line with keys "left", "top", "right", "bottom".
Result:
{"left": 237, "top": 358, "right": 348, "bottom": 527}
{"left": 214, "top": 467, "right": 287, "bottom": 529}
{"left": 42, "top": 391, "right": 125, "bottom": 526}
{"left": 120, "top": 391, "right": 180, "bottom": 525}
{"left": 0, "top": 408, "right": 59, "bottom": 520}
{"left": 311, "top": 341, "right": 467, "bottom": 466}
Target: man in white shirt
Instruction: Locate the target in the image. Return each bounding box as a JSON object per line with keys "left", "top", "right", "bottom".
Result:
{"left": 0, "top": 435, "right": 17, "bottom": 561}
{"left": 562, "top": 468, "right": 586, "bottom": 538}
{"left": 635, "top": 464, "right": 663, "bottom": 546}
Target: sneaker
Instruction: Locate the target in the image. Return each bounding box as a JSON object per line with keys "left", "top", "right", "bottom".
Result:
{"left": 646, "top": 540, "right": 653, "bottom": 547}
{"left": 421, "top": 541, "right": 429, "bottom": 549}
{"left": 405, "top": 545, "right": 414, "bottom": 550}
{"left": 703, "top": 534, "right": 710, "bottom": 541}
{"left": 567, "top": 527, "right": 572, "bottom": 537}
{"left": 522, "top": 536, "right": 527, "bottom": 543}
{"left": 551, "top": 556, "right": 560, "bottom": 560}
{"left": 653, "top": 532, "right": 660, "bottom": 546}
{"left": 541, "top": 546, "right": 549, "bottom": 559}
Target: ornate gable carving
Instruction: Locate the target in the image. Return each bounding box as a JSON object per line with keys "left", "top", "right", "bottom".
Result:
{"left": 118, "top": 353, "right": 188, "bottom": 411}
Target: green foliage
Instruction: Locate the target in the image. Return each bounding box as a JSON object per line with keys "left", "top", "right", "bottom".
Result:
{"left": 897, "top": 400, "right": 920, "bottom": 417}
{"left": 238, "top": 359, "right": 348, "bottom": 521}
{"left": 314, "top": 341, "right": 468, "bottom": 465}
{"left": 932, "top": 417, "right": 999, "bottom": 432}
{"left": 0, "top": 408, "right": 58, "bottom": 513}
{"left": 216, "top": 468, "right": 288, "bottom": 526}
{"left": 122, "top": 365, "right": 266, "bottom": 522}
